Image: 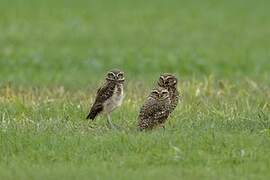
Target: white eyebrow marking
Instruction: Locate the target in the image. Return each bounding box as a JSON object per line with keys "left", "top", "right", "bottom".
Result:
{"left": 160, "top": 76, "right": 166, "bottom": 81}
{"left": 108, "top": 72, "right": 116, "bottom": 76}
{"left": 165, "top": 75, "right": 174, "bottom": 80}
{"left": 151, "top": 90, "right": 159, "bottom": 94}
{"left": 161, "top": 90, "right": 168, "bottom": 93}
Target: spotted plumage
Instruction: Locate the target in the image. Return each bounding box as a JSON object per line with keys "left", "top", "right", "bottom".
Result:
{"left": 157, "top": 73, "right": 179, "bottom": 114}
{"left": 86, "top": 69, "right": 124, "bottom": 127}
{"left": 138, "top": 87, "right": 171, "bottom": 131}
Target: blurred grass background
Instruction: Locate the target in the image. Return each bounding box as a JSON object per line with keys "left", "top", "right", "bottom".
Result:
{"left": 0, "top": 0, "right": 270, "bottom": 180}
{"left": 0, "top": 0, "right": 269, "bottom": 87}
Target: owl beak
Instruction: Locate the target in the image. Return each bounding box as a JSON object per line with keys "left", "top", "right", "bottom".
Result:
{"left": 163, "top": 80, "right": 167, "bottom": 85}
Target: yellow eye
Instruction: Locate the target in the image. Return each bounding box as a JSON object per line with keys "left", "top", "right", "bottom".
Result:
{"left": 117, "top": 73, "right": 124, "bottom": 79}
{"left": 107, "top": 72, "right": 115, "bottom": 79}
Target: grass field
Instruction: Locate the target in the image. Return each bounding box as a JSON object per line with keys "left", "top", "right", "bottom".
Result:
{"left": 0, "top": 0, "right": 270, "bottom": 179}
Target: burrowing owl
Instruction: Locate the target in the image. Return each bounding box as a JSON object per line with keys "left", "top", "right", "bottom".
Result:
{"left": 157, "top": 73, "right": 179, "bottom": 114}
{"left": 86, "top": 69, "right": 125, "bottom": 128}
{"left": 138, "top": 86, "right": 171, "bottom": 131}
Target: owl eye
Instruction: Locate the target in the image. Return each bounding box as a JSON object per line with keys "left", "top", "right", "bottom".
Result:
{"left": 170, "top": 78, "right": 177, "bottom": 85}
{"left": 151, "top": 90, "right": 159, "bottom": 96}
{"left": 107, "top": 72, "right": 115, "bottom": 79}
{"left": 117, "top": 73, "right": 124, "bottom": 79}
{"left": 159, "top": 76, "right": 165, "bottom": 83}
{"left": 165, "top": 77, "right": 176, "bottom": 85}
{"left": 161, "top": 91, "right": 168, "bottom": 95}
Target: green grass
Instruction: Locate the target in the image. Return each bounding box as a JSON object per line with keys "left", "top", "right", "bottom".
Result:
{"left": 0, "top": 0, "right": 270, "bottom": 179}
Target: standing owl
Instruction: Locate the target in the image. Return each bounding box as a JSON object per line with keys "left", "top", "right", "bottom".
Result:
{"left": 86, "top": 69, "right": 125, "bottom": 128}
{"left": 157, "top": 73, "right": 179, "bottom": 114}
{"left": 138, "top": 87, "right": 171, "bottom": 131}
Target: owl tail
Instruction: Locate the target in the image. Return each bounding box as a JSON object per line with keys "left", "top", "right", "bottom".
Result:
{"left": 86, "top": 103, "right": 103, "bottom": 120}
{"left": 86, "top": 112, "right": 96, "bottom": 120}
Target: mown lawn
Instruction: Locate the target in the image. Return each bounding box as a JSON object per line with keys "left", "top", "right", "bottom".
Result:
{"left": 0, "top": 0, "right": 270, "bottom": 179}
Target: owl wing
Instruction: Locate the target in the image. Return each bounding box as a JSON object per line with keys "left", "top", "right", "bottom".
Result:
{"left": 138, "top": 98, "right": 170, "bottom": 130}
{"left": 86, "top": 82, "right": 115, "bottom": 120}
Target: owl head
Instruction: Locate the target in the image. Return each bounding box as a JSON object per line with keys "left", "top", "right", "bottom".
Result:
{"left": 106, "top": 69, "right": 125, "bottom": 82}
{"left": 158, "top": 73, "right": 177, "bottom": 88}
{"left": 150, "top": 87, "right": 170, "bottom": 101}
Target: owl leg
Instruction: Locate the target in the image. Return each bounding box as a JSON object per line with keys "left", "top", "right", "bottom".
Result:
{"left": 106, "top": 114, "right": 115, "bottom": 129}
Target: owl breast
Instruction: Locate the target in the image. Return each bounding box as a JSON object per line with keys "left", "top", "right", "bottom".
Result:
{"left": 103, "top": 84, "right": 124, "bottom": 114}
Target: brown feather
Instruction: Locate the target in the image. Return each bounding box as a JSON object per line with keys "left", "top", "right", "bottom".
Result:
{"left": 138, "top": 87, "right": 171, "bottom": 130}
{"left": 86, "top": 81, "right": 116, "bottom": 120}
